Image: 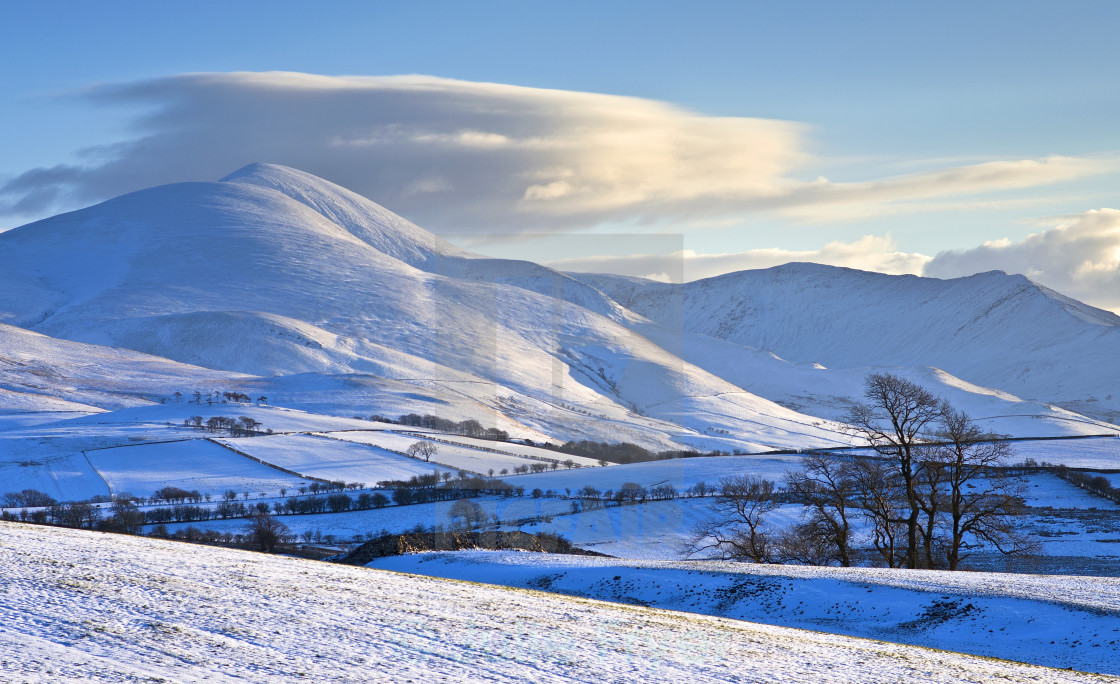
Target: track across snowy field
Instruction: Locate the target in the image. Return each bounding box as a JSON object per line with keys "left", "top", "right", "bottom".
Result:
{"left": 2, "top": 523, "right": 1113, "bottom": 683}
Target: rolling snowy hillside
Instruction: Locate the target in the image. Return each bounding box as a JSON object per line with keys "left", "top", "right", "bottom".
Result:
{"left": 2, "top": 522, "right": 1114, "bottom": 683}
{"left": 371, "top": 550, "right": 1120, "bottom": 675}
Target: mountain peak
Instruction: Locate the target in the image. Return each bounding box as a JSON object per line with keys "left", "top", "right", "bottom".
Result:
{"left": 220, "top": 162, "right": 472, "bottom": 268}
{"left": 219, "top": 162, "right": 298, "bottom": 183}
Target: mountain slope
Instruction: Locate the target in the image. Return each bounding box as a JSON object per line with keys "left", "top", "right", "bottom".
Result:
{"left": 221, "top": 162, "right": 471, "bottom": 269}
{"left": 0, "top": 165, "right": 847, "bottom": 451}
{"left": 575, "top": 263, "right": 1120, "bottom": 424}
{"left": 1, "top": 164, "right": 1115, "bottom": 448}
{"left": 224, "top": 163, "right": 631, "bottom": 321}
{"left": 0, "top": 322, "right": 246, "bottom": 412}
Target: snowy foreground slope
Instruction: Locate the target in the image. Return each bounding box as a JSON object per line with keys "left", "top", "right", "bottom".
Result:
{"left": 372, "top": 550, "right": 1120, "bottom": 676}
{"left": 1, "top": 523, "right": 1115, "bottom": 684}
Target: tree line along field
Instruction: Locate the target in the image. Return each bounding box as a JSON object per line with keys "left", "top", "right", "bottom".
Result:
{"left": 4, "top": 374, "right": 1120, "bottom": 576}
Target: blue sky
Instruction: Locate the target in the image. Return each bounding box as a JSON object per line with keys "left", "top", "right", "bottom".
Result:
{"left": 2, "top": 1, "right": 1119, "bottom": 310}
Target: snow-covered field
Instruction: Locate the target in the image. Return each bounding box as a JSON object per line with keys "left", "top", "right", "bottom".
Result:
{"left": 85, "top": 439, "right": 308, "bottom": 499}
{"left": 371, "top": 550, "right": 1120, "bottom": 676}
{"left": 322, "top": 429, "right": 584, "bottom": 475}
{"left": 1020, "top": 472, "right": 1120, "bottom": 509}
{"left": 2, "top": 522, "right": 1115, "bottom": 683}
{"left": 512, "top": 453, "right": 807, "bottom": 491}
{"left": 214, "top": 433, "right": 440, "bottom": 485}
{"left": 151, "top": 494, "right": 580, "bottom": 541}
{"left": 1011, "top": 436, "right": 1120, "bottom": 469}
{"left": 0, "top": 404, "right": 391, "bottom": 501}
{"left": 400, "top": 432, "right": 604, "bottom": 467}
{"left": 518, "top": 498, "right": 716, "bottom": 558}
{"left": 141, "top": 472, "right": 1120, "bottom": 569}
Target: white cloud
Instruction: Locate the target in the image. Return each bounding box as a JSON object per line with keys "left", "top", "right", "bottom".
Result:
{"left": 771, "top": 157, "right": 1116, "bottom": 222}
{"left": 924, "top": 208, "right": 1120, "bottom": 313}
{"left": 1, "top": 72, "right": 1113, "bottom": 232}
{"left": 0, "top": 72, "right": 802, "bottom": 231}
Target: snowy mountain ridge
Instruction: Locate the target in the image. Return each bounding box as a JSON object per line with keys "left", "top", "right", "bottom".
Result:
{"left": 0, "top": 163, "right": 1117, "bottom": 448}
{"left": 575, "top": 262, "right": 1120, "bottom": 424}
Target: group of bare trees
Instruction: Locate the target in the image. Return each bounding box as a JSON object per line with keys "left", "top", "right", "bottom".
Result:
{"left": 395, "top": 414, "right": 508, "bottom": 441}
{"left": 690, "top": 373, "right": 1036, "bottom": 570}
{"left": 405, "top": 441, "right": 439, "bottom": 462}
{"left": 170, "top": 390, "right": 264, "bottom": 405}
{"left": 181, "top": 415, "right": 266, "bottom": 436}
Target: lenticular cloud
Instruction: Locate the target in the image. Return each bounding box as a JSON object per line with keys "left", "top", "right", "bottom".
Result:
{"left": 2, "top": 72, "right": 1109, "bottom": 235}
{"left": 0, "top": 72, "right": 804, "bottom": 232}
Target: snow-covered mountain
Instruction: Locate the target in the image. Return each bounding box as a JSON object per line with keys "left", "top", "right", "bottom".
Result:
{"left": 575, "top": 264, "right": 1120, "bottom": 425}
{"left": 0, "top": 165, "right": 842, "bottom": 451}
{"left": 0, "top": 163, "right": 1116, "bottom": 448}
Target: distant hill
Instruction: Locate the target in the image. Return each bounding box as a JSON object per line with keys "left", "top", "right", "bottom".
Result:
{"left": 575, "top": 263, "right": 1120, "bottom": 425}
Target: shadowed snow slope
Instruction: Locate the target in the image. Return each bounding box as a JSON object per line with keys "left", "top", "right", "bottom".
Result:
{"left": 0, "top": 322, "right": 247, "bottom": 412}
{"left": 371, "top": 550, "right": 1120, "bottom": 676}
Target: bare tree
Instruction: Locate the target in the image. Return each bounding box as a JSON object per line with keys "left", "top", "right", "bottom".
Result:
{"left": 52, "top": 501, "right": 101, "bottom": 529}
{"left": 775, "top": 521, "right": 835, "bottom": 566}
{"left": 239, "top": 416, "right": 261, "bottom": 435}
{"left": 784, "top": 454, "right": 856, "bottom": 566}
{"left": 687, "top": 475, "right": 777, "bottom": 563}
{"left": 108, "top": 499, "right": 145, "bottom": 534}
{"left": 848, "top": 456, "right": 908, "bottom": 568}
{"left": 913, "top": 443, "right": 949, "bottom": 568}
{"left": 934, "top": 406, "right": 1037, "bottom": 569}
{"left": 846, "top": 373, "right": 942, "bottom": 569}
{"left": 448, "top": 498, "right": 486, "bottom": 530}
{"left": 618, "top": 481, "right": 646, "bottom": 503}
{"left": 244, "top": 513, "right": 292, "bottom": 552}
{"left": 406, "top": 441, "right": 438, "bottom": 462}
